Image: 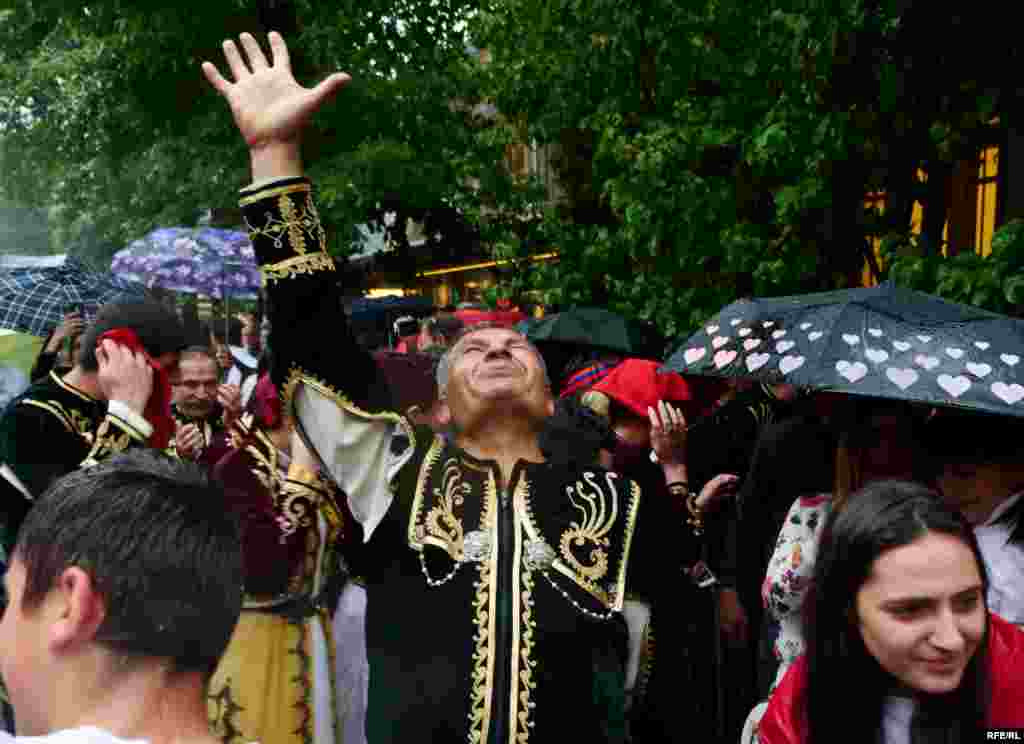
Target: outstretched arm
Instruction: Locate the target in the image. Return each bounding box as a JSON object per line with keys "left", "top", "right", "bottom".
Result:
{"left": 202, "top": 32, "right": 391, "bottom": 414}
{"left": 204, "top": 33, "right": 413, "bottom": 543}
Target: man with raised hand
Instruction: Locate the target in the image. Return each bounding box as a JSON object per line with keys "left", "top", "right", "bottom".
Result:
{"left": 204, "top": 32, "right": 697, "bottom": 744}
{"left": 0, "top": 450, "right": 244, "bottom": 744}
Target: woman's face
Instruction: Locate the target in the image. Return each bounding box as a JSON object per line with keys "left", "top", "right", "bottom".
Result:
{"left": 855, "top": 532, "right": 986, "bottom": 695}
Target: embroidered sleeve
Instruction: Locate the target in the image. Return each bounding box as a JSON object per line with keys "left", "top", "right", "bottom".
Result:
{"left": 292, "top": 381, "right": 415, "bottom": 543}
{"left": 239, "top": 178, "right": 394, "bottom": 418}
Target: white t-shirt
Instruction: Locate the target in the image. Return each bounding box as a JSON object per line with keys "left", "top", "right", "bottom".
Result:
{"left": 0, "top": 728, "right": 146, "bottom": 744}
{"left": 0, "top": 729, "right": 255, "bottom": 744}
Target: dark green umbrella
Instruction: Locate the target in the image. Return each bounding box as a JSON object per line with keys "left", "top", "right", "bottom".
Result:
{"left": 526, "top": 307, "right": 664, "bottom": 358}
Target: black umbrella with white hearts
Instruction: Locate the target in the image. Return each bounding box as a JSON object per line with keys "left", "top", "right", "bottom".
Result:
{"left": 662, "top": 282, "right": 1024, "bottom": 417}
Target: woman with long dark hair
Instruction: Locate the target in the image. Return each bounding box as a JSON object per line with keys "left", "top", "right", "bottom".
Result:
{"left": 759, "top": 480, "right": 1024, "bottom": 743}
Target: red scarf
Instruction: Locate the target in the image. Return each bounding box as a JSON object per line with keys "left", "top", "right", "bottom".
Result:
{"left": 96, "top": 329, "right": 174, "bottom": 450}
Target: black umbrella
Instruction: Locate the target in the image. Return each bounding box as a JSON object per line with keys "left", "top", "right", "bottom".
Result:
{"left": 527, "top": 307, "right": 663, "bottom": 356}
{"left": 662, "top": 283, "right": 1024, "bottom": 417}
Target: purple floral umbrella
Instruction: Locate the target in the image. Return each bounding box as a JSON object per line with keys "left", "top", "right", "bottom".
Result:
{"left": 111, "top": 227, "right": 261, "bottom": 300}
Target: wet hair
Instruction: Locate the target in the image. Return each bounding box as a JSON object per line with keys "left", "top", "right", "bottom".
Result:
{"left": 14, "top": 450, "right": 243, "bottom": 678}
{"left": 78, "top": 300, "right": 188, "bottom": 372}
{"left": 805, "top": 480, "right": 989, "bottom": 744}
{"left": 435, "top": 322, "right": 549, "bottom": 399}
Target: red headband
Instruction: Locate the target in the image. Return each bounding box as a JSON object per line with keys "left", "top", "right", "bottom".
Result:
{"left": 96, "top": 329, "right": 174, "bottom": 450}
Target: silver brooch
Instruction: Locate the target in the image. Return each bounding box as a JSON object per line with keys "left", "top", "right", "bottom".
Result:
{"left": 462, "top": 530, "right": 491, "bottom": 563}
{"left": 525, "top": 540, "right": 556, "bottom": 570}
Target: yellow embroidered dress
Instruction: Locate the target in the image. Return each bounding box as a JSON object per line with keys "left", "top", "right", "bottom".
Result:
{"left": 207, "top": 417, "right": 344, "bottom": 744}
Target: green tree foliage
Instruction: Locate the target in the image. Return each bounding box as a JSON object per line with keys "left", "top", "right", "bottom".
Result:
{"left": 0, "top": 0, "right": 479, "bottom": 268}
{"left": 465, "top": 0, "right": 1024, "bottom": 337}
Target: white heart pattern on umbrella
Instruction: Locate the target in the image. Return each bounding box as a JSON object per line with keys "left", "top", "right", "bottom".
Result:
{"left": 914, "top": 354, "right": 940, "bottom": 371}
{"left": 779, "top": 355, "right": 805, "bottom": 375}
{"left": 712, "top": 336, "right": 730, "bottom": 350}
{"left": 799, "top": 323, "right": 812, "bottom": 331}
{"left": 739, "top": 327, "right": 752, "bottom": 337}
{"left": 706, "top": 325, "right": 719, "bottom": 335}
{"left": 992, "top": 382, "right": 1024, "bottom": 405}
{"left": 714, "top": 349, "right": 738, "bottom": 369}
{"left": 1001, "top": 354, "right": 1020, "bottom": 366}
{"left": 743, "top": 338, "right": 762, "bottom": 351}
{"left": 946, "top": 347, "right": 964, "bottom": 359}
{"left": 893, "top": 341, "right": 911, "bottom": 352}
{"left": 776, "top": 340, "right": 795, "bottom": 353}
{"left": 937, "top": 374, "right": 971, "bottom": 398}
{"left": 917, "top": 335, "right": 932, "bottom": 343}
{"left": 975, "top": 341, "right": 991, "bottom": 350}
{"left": 843, "top": 334, "right": 860, "bottom": 346}
{"left": 886, "top": 368, "right": 919, "bottom": 390}
{"left": 865, "top": 348, "right": 889, "bottom": 364}
{"left": 731, "top": 318, "right": 743, "bottom": 327}
{"left": 965, "top": 362, "right": 993, "bottom": 378}
{"left": 808, "top": 331, "right": 823, "bottom": 342}
{"left": 772, "top": 329, "right": 787, "bottom": 339}
{"left": 746, "top": 352, "right": 771, "bottom": 372}
{"left": 836, "top": 360, "right": 868, "bottom": 383}
{"left": 868, "top": 328, "right": 884, "bottom": 337}
{"left": 684, "top": 348, "right": 706, "bottom": 365}
{"left": 762, "top": 321, "right": 775, "bottom": 328}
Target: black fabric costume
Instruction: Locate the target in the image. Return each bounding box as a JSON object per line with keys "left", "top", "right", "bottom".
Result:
{"left": 241, "top": 177, "right": 698, "bottom": 744}
{"left": 0, "top": 370, "right": 150, "bottom": 551}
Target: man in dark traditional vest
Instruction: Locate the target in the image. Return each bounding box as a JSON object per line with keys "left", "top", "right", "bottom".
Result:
{"left": 204, "top": 32, "right": 700, "bottom": 744}
{"left": 0, "top": 300, "right": 187, "bottom": 554}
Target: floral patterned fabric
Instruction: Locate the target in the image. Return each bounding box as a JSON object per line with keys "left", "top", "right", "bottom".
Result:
{"left": 761, "top": 493, "right": 832, "bottom": 689}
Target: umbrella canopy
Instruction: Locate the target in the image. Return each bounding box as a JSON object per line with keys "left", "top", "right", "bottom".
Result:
{"left": 111, "top": 227, "right": 261, "bottom": 299}
{"left": 662, "top": 283, "right": 1024, "bottom": 417}
{"left": 526, "top": 307, "right": 664, "bottom": 358}
{"left": 0, "top": 256, "right": 149, "bottom": 336}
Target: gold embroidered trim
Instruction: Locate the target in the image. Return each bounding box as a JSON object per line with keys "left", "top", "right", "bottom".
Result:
{"left": 21, "top": 399, "right": 75, "bottom": 435}
{"left": 558, "top": 472, "right": 619, "bottom": 585}
{"left": 510, "top": 478, "right": 537, "bottom": 744}
{"left": 262, "top": 252, "right": 336, "bottom": 284}
{"left": 244, "top": 186, "right": 326, "bottom": 257}
{"left": 467, "top": 472, "right": 498, "bottom": 744}
{"left": 105, "top": 412, "right": 148, "bottom": 442}
{"left": 420, "top": 458, "right": 471, "bottom": 560}
{"left": 612, "top": 480, "right": 641, "bottom": 611}
{"left": 84, "top": 418, "right": 135, "bottom": 464}
{"left": 286, "top": 462, "right": 321, "bottom": 486}
{"left": 408, "top": 435, "right": 446, "bottom": 550}
{"left": 238, "top": 181, "right": 311, "bottom": 207}
{"left": 50, "top": 371, "right": 94, "bottom": 403}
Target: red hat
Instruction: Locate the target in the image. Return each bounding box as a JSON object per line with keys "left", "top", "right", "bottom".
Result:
{"left": 591, "top": 359, "right": 692, "bottom": 419}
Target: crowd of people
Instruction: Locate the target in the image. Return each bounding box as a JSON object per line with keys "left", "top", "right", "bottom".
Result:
{"left": 0, "top": 30, "right": 1021, "bottom": 744}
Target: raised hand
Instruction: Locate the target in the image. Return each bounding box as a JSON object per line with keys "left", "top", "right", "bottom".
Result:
{"left": 648, "top": 400, "right": 687, "bottom": 466}
{"left": 96, "top": 340, "right": 154, "bottom": 415}
{"left": 202, "top": 32, "right": 350, "bottom": 155}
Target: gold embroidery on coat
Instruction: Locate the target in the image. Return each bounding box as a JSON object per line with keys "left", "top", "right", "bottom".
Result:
{"left": 558, "top": 471, "right": 620, "bottom": 585}
{"left": 422, "top": 459, "right": 470, "bottom": 559}
{"left": 262, "top": 253, "right": 335, "bottom": 283}
{"left": 467, "top": 473, "right": 498, "bottom": 743}
{"left": 408, "top": 435, "right": 446, "bottom": 549}
{"left": 510, "top": 478, "right": 537, "bottom": 743}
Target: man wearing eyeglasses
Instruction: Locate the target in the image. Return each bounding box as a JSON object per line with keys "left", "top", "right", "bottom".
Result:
{"left": 169, "top": 347, "right": 241, "bottom": 465}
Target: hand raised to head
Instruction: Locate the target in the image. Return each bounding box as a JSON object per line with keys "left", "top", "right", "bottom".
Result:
{"left": 202, "top": 31, "right": 350, "bottom": 152}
